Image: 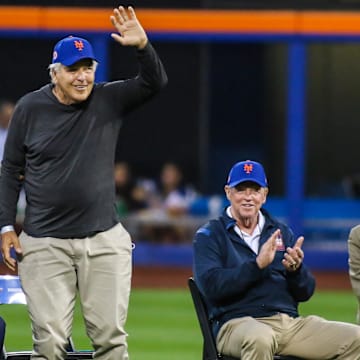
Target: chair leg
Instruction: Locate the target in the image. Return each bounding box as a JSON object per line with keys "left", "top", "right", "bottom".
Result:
{"left": 65, "top": 337, "right": 75, "bottom": 352}
{"left": 0, "top": 346, "right": 6, "bottom": 360}
{"left": 0, "top": 317, "right": 6, "bottom": 360}
{"left": 203, "top": 342, "right": 218, "bottom": 360}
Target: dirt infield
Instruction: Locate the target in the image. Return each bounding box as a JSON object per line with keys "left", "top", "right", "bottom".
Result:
{"left": 0, "top": 264, "right": 351, "bottom": 290}
{"left": 132, "top": 266, "right": 352, "bottom": 290}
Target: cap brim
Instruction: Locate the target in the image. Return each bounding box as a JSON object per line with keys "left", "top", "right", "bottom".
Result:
{"left": 228, "top": 178, "right": 267, "bottom": 187}
{"left": 60, "top": 56, "right": 98, "bottom": 66}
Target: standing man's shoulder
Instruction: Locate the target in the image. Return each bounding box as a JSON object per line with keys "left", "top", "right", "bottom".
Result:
{"left": 16, "top": 85, "right": 52, "bottom": 109}
{"left": 8, "top": 85, "right": 53, "bottom": 131}
{"left": 349, "top": 224, "right": 360, "bottom": 239}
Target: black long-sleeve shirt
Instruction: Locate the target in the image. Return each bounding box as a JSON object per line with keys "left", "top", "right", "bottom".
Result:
{"left": 0, "top": 42, "right": 167, "bottom": 238}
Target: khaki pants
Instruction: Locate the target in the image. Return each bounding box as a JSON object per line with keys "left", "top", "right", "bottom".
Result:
{"left": 348, "top": 225, "right": 360, "bottom": 323}
{"left": 18, "top": 223, "right": 132, "bottom": 360}
{"left": 217, "top": 313, "right": 360, "bottom": 360}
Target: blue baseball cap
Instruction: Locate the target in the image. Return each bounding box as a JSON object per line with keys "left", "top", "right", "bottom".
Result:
{"left": 51, "top": 36, "right": 97, "bottom": 66}
{"left": 226, "top": 160, "right": 268, "bottom": 188}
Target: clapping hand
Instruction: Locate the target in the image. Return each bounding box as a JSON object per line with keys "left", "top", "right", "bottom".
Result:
{"left": 256, "top": 229, "right": 279, "bottom": 269}
{"left": 282, "top": 236, "right": 304, "bottom": 272}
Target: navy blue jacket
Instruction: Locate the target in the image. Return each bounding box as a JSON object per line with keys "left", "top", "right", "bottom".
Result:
{"left": 192, "top": 207, "right": 316, "bottom": 337}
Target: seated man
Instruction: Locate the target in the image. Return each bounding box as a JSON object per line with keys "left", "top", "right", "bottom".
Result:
{"left": 193, "top": 160, "right": 360, "bottom": 360}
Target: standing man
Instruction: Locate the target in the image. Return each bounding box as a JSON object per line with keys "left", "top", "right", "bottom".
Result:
{"left": 0, "top": 5, "right": 167, "bottom": 360}
{"left": 193, "top": 160, "right": 360, "bottom": 359}
{"left": 348, "top": 225, "right": 360, "bottom": 323}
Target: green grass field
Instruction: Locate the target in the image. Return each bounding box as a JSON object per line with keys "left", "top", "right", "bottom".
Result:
{"left": 1, "top": 289, "right": 358, "bottom": 360}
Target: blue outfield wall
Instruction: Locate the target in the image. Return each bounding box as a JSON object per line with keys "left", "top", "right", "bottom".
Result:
{"left": 0, "top": 197, "right": 357, "bottom": 272}
{"left": 132, "top": 243, "right": 349, "bottom": 271}
{"left": 132, "top": 197, "right": 360, "bottom": 272}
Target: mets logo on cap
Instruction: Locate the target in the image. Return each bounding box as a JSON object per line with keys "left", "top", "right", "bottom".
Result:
{"left": 243, "top": 163, "right": 253, "bottom": 174}
{"left": 74, "top": 40, "right": 84, "bottom": 51}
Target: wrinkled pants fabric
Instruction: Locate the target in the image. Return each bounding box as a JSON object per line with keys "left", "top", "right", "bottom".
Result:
{"left": 18, "top": 222, "right": 132, "bottom": 360}
{"left": 217, "top": 313, "right": 360, "bottom": 360}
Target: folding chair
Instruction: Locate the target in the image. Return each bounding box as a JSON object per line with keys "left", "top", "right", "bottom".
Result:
{"left": 188, "top": 277, "right": 304, "bottom": 360}
{"left": 0, "top": 317, "right": 6, "bottom": 360}
{"left": 0, "top": 275, "right": 93, "bottom": 360}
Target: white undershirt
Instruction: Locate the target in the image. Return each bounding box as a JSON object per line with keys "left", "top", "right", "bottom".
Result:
{"left": 227, "top": 206, "right": 265, "bottom": 254}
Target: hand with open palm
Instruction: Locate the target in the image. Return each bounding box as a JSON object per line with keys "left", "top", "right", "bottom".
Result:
{"left": 110, "top": 6, "right": 148, "bottom": 50}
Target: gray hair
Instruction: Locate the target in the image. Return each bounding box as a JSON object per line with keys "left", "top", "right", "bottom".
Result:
{"left": 48, "top": 60, "right": 98, "bottom": 84}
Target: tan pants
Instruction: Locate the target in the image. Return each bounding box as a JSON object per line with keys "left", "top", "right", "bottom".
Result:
{"left": 18, "top": 223, "right": 132, "bottom": 360}
{"left": 217, "top": 313, "right": 360, "bottom": 360}
{"left": 348, "top": 225, "right": 360, "bottom": 323}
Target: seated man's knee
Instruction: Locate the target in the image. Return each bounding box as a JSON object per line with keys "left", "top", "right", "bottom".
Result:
{"left": 241, "top": 326, "right": 277, "bottom": 353}
{"left": 224, "top": 322, "right": 277, "bottom": 357}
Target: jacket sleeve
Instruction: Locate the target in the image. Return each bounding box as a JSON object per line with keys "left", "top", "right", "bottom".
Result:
{"left": 286, "top": 265, "right": 316, "bottom": 301}
{"left": 103, "top": 41, "right": 168, "bottom": 114}
{"left": 193, "top": 223, "right": 271, "bottom": 303}
{"left": 0, "top": 102, "right": 27, "bottom": 228}
{"left": 283, "top": 226, "right": 316, "bottom": 301}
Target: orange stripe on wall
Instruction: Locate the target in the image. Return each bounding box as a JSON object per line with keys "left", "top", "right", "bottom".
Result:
{"left": 0, "top": 6, "right": 42, "bottom": 29}
{"left": 135, "top": 10, "right": 297, "bottom": 33}
{"left": 0, "top": 7, "right": 297, "bottom": 33}
{"left": 42, "top": 7, "right": 111, "bottom": 32}
{"left": 301, "top": 11, "right": 360, "bottom": 35}
{"left": 1, "top": 7, "right": 360, "bottom": 35}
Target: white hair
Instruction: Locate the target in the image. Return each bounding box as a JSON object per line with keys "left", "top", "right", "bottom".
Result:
{"left": 48, "top": 60, "right": 98, "bottom": 84}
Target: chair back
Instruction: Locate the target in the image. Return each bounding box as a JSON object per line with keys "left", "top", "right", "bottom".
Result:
{"left": 188, "top": 277, "right": 238, "bottom": 360}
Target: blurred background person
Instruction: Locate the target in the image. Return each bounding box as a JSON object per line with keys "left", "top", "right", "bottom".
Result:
{"left": 150, "top": 161, "right": 198, "bottom": 216}
{"left": 0, "top": 99, "right": 25, "bottom": 230}
{"left": 137, "top": 162, "right": 199, "bottom": 244}
{"left": 342, "top": 173, "right": 360, "bottom": 198}
{"left": 114, "top": 161, "right": 148, "bottom": 216}
{"left": 0, "top": 99, "right": 15, "bottom": 163}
